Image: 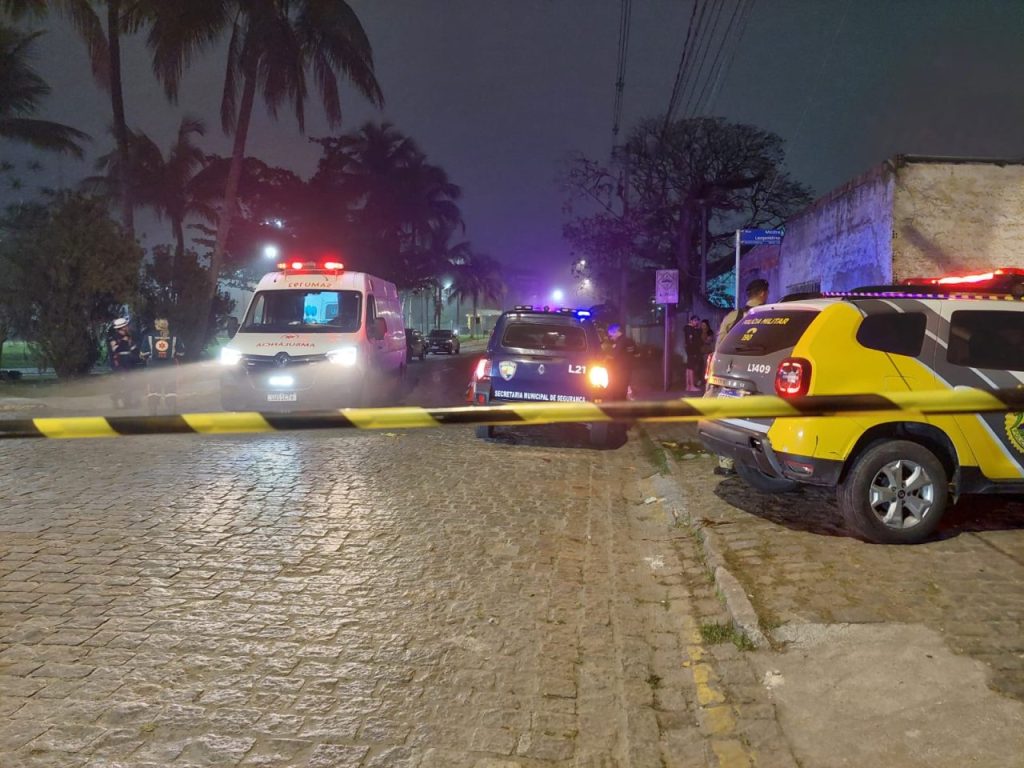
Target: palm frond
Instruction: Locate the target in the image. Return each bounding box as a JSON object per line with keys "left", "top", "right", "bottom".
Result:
{"left": 58, "top": 0, "right": 110, "bottom": 90}
{"left": 0, "top": 117, "right": 89, "bottom": 156}
{"left": 148, "top": 0, "right": 233, "bottom": 101}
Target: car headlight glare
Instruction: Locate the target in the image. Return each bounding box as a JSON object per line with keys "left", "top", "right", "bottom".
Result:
{"left": 327, "top": 347, "right": 358, "bottom": 366}
{"left": 220, "top": 347, "right": 242, "bottom": 366}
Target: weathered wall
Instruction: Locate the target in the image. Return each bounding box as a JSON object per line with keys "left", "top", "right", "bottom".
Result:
{"left": 777, "top": 163, "right": 896, "bottom": 293}
{"left": 739, "top": 164, "right": 897, "bottom": 297}
{"left": 892, "top": 160, "right": 1024, "bottom": 280}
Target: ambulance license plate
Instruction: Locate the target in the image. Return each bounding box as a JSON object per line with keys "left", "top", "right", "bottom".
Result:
{"left": 267, "top": 393, "right": 298, "bottom": 403}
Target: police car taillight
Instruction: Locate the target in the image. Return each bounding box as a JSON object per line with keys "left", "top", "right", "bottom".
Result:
{"left": 474, "top": 358, "right": 490, "bottom": 380}
{"left": 775, "top": 358, "right": 811, "bottom": 397}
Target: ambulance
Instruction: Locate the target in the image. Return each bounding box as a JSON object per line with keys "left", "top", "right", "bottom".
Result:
{"left": 219, "top": 260, "right": 406, "bottom": 410}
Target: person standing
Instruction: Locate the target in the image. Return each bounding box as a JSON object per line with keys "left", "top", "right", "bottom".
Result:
{"left": 683, "top": 315, "right": 703, "bottom": 392}
{"left": 699, "top": 318, "right": 715, "bottom": 390}
{"left": 141, "top": 318, "right": 185, "bottom": 414}
{"left": 713, "top": 278, "right": 769, "bottom": 476}
{"left": 607, "top": 323, "right": 635, "bottom": 400}
{"left": 717, "top": 278, "right": 769, "bottom": 344}
{"left": 108, "top": 317, "right": 143, "bottom": 409}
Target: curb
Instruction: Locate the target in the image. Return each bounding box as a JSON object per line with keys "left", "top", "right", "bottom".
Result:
{"left": 638, "top": 425, "right": 769, "bottom": 649}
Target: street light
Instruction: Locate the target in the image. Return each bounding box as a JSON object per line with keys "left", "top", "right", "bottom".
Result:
{"left": 552, "top": 289, "right": 565, "bottom": 303}
{"left": 263, "top": 244, "right": 280, "bottom": 260}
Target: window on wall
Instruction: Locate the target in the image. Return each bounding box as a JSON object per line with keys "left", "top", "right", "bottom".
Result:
{"left": 947, "top": 310, "right": 1024, "bottom": 372}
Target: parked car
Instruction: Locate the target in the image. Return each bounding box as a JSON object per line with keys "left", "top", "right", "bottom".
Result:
{"left": 405, "top": 328, "right": 427, "bottom": 361}
{"left": 698, "top": 269, "right": 1024, "bottom": 544}
{"left": 428, "top": 329, "right": 461, "bottom": 355}
{"left": 467, "top": 306, "right": 624, "bottom": 448}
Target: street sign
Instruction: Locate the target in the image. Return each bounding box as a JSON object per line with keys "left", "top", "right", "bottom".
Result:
{"left": 655, "top": 269, "right": 679, "bottom": 304}
{"left": 739, "top": 228, "right": 784, "bottom": 245}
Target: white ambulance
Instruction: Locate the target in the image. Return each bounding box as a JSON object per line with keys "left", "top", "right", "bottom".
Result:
{"left": 219, "top": 260, "right": 406, "bottom": 410}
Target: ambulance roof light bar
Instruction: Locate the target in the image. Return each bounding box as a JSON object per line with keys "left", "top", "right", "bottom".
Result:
{"left": 276, "top": 260, "right": 345, "bottom": 272}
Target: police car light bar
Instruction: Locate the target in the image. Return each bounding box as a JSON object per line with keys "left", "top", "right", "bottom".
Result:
{"left": 823, "top": 290, "right": 1023, "bottom": 301}
{"left": 903, "top": 267, "right": 1024, "bottom": 285}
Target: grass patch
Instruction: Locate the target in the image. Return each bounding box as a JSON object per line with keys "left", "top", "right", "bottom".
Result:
{"left": 638, "top": 431, "right": 670, "bottom": 476}
{"left": 700, "top": 621, "right": 756, "bottom": 651}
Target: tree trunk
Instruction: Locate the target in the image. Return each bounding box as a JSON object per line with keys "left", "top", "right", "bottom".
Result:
{"left": 471, "top": 295, "right": 478, "bottom": 339}
{"left": 171, "top": 215, "right": 186, "bottom": 298}
{"left": 106, "top": 0, "right": 134, "bottom": 238}
{"left": 677, "top": 200, "right": 698, "bottom": 312}
{"left": 198, "top": 68, "right": 257, "bottom": 353}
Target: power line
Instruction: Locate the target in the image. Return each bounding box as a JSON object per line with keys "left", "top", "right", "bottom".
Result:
{"left": 611, "top": 0, "right": 634, "bottom": 141}
{"left": 663, "top": 0, "right": 705, "bottom": 133}
{"left": 677, "top": 0, "right": 728, "bottom": 120}
{"left": 692, "top": 0, "right": 749, "bottom": 116}
{"left": 670, "top": 0, "right": 712, "bottom": 121}
{"left": 699, "top": 0, "right": 755, "bottom": 116}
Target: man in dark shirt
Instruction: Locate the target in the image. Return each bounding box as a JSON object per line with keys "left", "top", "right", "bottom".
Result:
{"left": 607, "top": 323, "right": 634, "bottom": 400}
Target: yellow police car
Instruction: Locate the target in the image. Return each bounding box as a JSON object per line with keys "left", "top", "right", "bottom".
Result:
{"left": 698, "top": 269, "right": 1024, "bottom": 544}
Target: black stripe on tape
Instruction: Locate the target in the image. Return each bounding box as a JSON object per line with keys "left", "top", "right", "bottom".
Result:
{"left": 610, "top": 401, "right": 705, "bottom": 420}
{"left": 787, "top": 394, "right": 897, "bottom": 414}
{"left": 108, "top": 416, "right": 197, "bottom": 436}
{"left": 0, "top": 419, "right": 45, "bottom": 438}
{"left": 428, "top": 408, "right": 526, "bottom": 425}
{"left": 261, "top": 411, "right": 358, "bottom": 431}
{"left": 993, "top": 389, "right": 1024, "bottom": 410}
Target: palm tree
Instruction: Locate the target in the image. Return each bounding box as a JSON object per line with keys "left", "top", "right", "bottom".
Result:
{"left": 448, "top": 250, "right": 504, "bottom": 339}
{"left": 3, "top": 0, "right": 146, "bottom": 236}
{"left": 310, "top": 121, "right": 463, "bottom": 288}
{"left": 148, "top": 0, "right": 384, "bottom": 343}
{"left": 89, "top": 117, "right": 213, "bottom": 288}
{"left": 0, "top": 24, "right": 88, "bottom": 155}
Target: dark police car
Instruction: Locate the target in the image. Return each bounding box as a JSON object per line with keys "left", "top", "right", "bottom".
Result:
{"left": 467, "top": 306, "right": 624, "bottom": 447}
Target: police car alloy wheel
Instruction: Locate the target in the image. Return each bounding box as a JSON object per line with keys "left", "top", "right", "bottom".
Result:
{"left": 838, "top": 440, "right": 948, "bottom": 545}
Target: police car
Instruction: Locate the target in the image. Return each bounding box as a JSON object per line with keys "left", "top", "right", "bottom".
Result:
{"left": 467, "top": 306, "right": 623, "bottom": 447}
{"left": 698, "top": 268, "right": 1024, "bottom": 544}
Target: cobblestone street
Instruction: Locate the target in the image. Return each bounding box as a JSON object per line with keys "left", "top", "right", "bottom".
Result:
{"left": 0, "top": 359, "right": 793, "bottom": 768}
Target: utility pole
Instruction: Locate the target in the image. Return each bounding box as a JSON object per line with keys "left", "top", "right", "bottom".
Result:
{"left": 698, "top": 200, "right": 709, "bottom": 298}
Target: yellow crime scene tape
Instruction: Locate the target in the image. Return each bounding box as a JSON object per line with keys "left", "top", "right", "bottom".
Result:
{"left": 1, "top": 387, "right": 1023, "bottom": 440}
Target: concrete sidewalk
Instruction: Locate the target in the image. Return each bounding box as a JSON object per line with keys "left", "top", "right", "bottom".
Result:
{"left": 638, "top": 419, "right": 1024, "bottom": 767}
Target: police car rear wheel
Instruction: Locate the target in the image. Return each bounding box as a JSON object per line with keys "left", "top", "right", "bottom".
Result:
{"left": 734, "top": 461, "right": 800, "bottom": 493}
{"left": 839, "top": 440, "right": 948, "bottom": 544}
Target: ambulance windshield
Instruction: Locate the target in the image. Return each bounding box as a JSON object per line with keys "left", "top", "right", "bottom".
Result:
{"left": 240, "top": 290, "right": 362, "bottom": 333}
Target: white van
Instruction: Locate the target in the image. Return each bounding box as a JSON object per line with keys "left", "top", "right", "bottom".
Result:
{"left": 219, "top": 261, "right": 406, "bottom": 409}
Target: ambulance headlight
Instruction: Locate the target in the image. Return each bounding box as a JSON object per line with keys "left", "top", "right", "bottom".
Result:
{"left": 219, "top": 347, "right": 242, "bottom": 366}
{"left": 327, "top": 347, "right": 358, "bottom": 366}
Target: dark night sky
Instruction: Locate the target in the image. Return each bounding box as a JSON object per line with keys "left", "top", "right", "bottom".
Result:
{"left": 4, "top": 0, "right": 1024, "bottom": 286}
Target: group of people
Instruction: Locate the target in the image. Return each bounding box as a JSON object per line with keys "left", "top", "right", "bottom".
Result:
{"left": 106, "top": 317, "right": 185, "bottom": 413}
